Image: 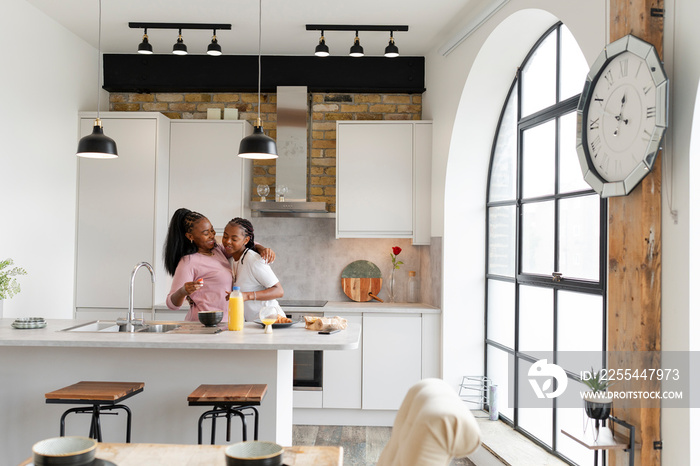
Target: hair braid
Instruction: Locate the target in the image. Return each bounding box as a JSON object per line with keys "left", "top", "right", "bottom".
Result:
{"left": 227, "top": 217, "right": 256, "bottom": 260}
{"left": 163, "top": 208, "right": 206, "bottom": 276}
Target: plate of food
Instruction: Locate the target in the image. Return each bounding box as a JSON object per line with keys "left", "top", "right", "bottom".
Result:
{"left": 253, "top": 315, "right": 302, "bottom": 328}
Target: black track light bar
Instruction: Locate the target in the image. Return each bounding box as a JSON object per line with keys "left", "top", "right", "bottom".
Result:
{"left": 306, "top": 24, "right": 408, "bottom": 32}
{"left": 129, "top": 22, "right": 231, "bottom": 31}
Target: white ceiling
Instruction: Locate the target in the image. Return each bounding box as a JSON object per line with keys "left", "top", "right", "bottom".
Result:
{"left": 26, "top": 0, "right": 477, "bottom": 57}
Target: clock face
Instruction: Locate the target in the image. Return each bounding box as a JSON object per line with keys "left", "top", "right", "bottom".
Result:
{"left": 585, "top": 51, "right": 658, "bottom": 182}
{"left": 576, "top": 35, "right": 668, "bottom": 197}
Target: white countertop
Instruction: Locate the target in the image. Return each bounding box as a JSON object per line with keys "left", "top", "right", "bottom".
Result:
{"left": 0, "top": 318, "right": 360, "bottom": 351}
{"left": 154, "top": 301, "right": 441, "bottom": 314}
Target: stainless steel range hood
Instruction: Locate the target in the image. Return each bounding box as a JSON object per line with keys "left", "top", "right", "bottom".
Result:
{"left": 251, "top": 86, "right": 332, "bottom": 218}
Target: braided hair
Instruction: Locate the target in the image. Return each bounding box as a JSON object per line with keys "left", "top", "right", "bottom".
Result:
{"left": 163, "top": 208, "right": 206, "bottom": 276}
{"left": 227, "top": 217, "right": 256, "bottom": 261}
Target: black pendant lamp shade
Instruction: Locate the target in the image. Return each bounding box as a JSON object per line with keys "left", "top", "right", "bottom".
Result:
{"left": 238, "top": 0, "right": 277, "bottom": 159}
{"left": 315, "top": 32, "right": 329, "bottom": 57}
{"left": 77, "top": 0, "right": 117, "bottom": 159}
{"left": 238, "top": 121, "right": 278, "bottom": 159}
{"left": 384, "top": 32, "right": 399, "bottom": 57}
{"left": 349, "top": 31, "right": 364, "bottom": 57}
{"left": 138, "top": 31, "right": 153, "bottom": 54}
{"left": 173, "top": 30, "right": 187, "bottom": 55}
{"left": 207, "top": 33, "right": 222, "bottom": 56}
{"left": 77, "top": 119, "right": 118, "bottom": 159}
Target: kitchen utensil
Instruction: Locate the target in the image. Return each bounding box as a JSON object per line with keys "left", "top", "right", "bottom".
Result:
{"left": 32, "top": 436, "right": 96, "bottom": 466}
{"left": 225, "top": 441, "right": 283, "bottom": 466}
{"left": 198, "top": 310, "right": 223, "bottom": 327}
{"left": 341, "top": 260, "right": 384, "bottom": 302}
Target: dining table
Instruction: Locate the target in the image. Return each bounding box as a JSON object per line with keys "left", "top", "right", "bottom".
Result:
{"left": 19, "top": 442, "right": 343, "bottom": 466}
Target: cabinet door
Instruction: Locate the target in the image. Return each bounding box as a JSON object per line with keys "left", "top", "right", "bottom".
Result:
{"left": 362, "top": 313, "right": 422, "bottom": 410}
{"left": 76, "top": 118, "right": 157, "bottom": 309}
{"left": 169, "top": 121, "right": 251, "bottom": 231}
{"left": 323, "top": 314, "right": 363, "bottom": 409}
{"left": 337, "top": 123, "right": 413, "bottom": 238}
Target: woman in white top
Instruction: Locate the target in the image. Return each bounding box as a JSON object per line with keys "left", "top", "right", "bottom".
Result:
{"left": 222, "top": 217, "right": 284, "bottom": 322}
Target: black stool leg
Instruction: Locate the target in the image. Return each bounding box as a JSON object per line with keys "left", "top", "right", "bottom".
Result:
{"left": 60, "top": 407, "right": 91, "bottom": 437}
{"left": 91, "top": 405, "right": 103, "bottom": 442}
{"left": 250, "top": 407, "right": 260, "bottom": 440}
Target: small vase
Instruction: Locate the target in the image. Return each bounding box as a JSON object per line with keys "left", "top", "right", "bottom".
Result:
{"left": 387, "top": 268, "right": 396, "bottom": 303}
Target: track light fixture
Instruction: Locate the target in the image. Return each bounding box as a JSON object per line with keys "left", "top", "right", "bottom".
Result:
{"left": 306, "top": 24, "right": 408, "bottom": 57}
{"left": 137, "top": 29, "right": 153, "bottom": 54}
{"left": 207, "top": 30, "right": 222, "bottom": 56}
{"left": 349, "top": 31, "right": 364, "bottom": 57}
{"left": 129, "top": 22, "right": 231, "bottom": 55}
{"left": 172, "top": 29, "right": 187, "bottom": 55}
{"left": 384, "top": 31, "right": 399, "bottom": 57}
{"left": 77, "top": 0, "right": 117, "bottom": 159}
{"left": 315, "top": 30, "right": 330, "bottom": 57}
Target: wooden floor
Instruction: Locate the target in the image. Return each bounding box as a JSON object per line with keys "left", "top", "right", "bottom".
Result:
{"left": 292, "top": 425, "right": 478, "bottom": 466}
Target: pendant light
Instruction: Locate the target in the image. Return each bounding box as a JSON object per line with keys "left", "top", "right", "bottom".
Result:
{"left": 384, "top": 31, "right": 399, "bottom": 57}
{"left": 77, "top": 0, "right": 118, "bottom": 159}
{"left": 172, "top": 29, "right": 188, "bottom": 55}
{"left": 137, "top": 28, "right": 153, "bottom": 54}
{"left": 238, "top": 0, "right": 278, "bottom": 159}
{"left": 349, "top": 31, "right": 364, "bottom": 57}
{"left": 314, "top": 30, "right": 330, "bottom": 57}
{"left": 207, "top": 29, "right": 222, "bottom": 56}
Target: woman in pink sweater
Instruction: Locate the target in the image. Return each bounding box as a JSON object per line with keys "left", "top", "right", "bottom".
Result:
{"left": 164, "top": 208, "right": 273, "bottom": 322}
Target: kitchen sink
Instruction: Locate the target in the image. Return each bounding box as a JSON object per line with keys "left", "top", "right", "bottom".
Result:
{"left": 61, "top": 321, "right": 182, "bottom": 334}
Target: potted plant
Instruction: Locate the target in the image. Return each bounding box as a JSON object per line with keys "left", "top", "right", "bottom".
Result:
{"left": 0, "top": 258, "right": 27, "bottom": 317}
{"left": 581, "top": 367, "right": 614, "bottom": 421}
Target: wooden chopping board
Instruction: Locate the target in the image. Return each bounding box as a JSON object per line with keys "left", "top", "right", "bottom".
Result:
{"left": 341, "top": 260, "right": 383, "bottom": 302}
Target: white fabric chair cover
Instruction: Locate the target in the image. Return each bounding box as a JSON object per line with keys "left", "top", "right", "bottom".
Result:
{"left": 376, "top": 378, "right": 482, "bottom": 466}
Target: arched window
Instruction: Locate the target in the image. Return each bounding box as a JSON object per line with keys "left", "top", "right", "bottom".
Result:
{"left": 485, "top": 23, "right": 605, "bottom": 465}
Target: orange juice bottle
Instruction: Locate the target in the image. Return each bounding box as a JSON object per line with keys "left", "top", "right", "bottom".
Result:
{"left": 228, "top": 286, "right": 244, "bottom": 331}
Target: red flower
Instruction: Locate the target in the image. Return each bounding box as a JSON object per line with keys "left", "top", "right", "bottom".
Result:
{"left": 390, "top": 246, "right": 403, "bottom": 270}
{"left": 392, "top": 246, "right": 402, "bottom": 256}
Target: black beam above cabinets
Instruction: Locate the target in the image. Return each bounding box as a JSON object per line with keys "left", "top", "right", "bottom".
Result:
{"left": 103, "top": 54, "right": 425, "bottom": 94}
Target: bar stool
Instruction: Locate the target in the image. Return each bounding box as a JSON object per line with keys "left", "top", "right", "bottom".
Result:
{"left": 187, "top": 384, "right": 267, "bottom": 445}
{"left": 45, "top": 381, "right": 145, "bottom": 443}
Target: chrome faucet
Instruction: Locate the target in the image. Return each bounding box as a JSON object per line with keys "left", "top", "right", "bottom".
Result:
{"left": 119, "top": 261, "right": 155, "bottom": 331}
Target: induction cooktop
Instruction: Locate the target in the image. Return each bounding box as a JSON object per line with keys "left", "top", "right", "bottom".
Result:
{"left": 277, "top": 299, "right": 328, "bottom": 307}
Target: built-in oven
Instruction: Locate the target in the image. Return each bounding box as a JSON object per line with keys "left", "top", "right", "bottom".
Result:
{"left": 278, "top": 300, "right": 327, "bottom": 391}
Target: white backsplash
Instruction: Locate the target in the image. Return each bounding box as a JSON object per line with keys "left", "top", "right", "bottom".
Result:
{"left": 251, "top": 218, "right": 441, "bottom": 306}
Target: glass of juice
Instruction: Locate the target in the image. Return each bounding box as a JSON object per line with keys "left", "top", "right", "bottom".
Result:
{"left": 259, "top": 302, "right": 278, "bottom": 334}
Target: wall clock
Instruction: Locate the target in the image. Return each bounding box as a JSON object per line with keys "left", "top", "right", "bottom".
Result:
{"left": 576, "top": 34, "right": 668, "bottom": 197}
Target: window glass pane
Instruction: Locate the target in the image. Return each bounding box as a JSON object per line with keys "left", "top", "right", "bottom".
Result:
{"left": 488, "top": 206, "right": 515, "bottom": 277}
{"left": 558, "top": 291, "right": 603, "bottom": 353}
{"left": 486, "top": 345, "right": 513, "bottom": 420}
{"left": 521, "top": 30, "right": 556, "bottom": 117}
{"left": 518, "top": 285, "right": 553, "bottom": 353}
{"left": 559, "top": 112, "right": 590, "bottom": 193}
{"left": 487, "top": 280, "right": 515, "bottom": 349}
{"left": 522, "top": 120, "right": 555, "bottom": 198}
{"left": 559, "top": 195, "right": 600, "bottom": 280}
{"left": 521, "top": 201, "right": 554, "bottom": 275}
{"left": 560, "top": 25, "right": 589, "bottom": 102}
{"left": 556, "top": 395, "right": 595, "bottom": 466}
{"left": 489, "top": 89, "right": 518, "bottom": 202}
{"left": 517, "top": 358, "right": 553, "bottom": 447}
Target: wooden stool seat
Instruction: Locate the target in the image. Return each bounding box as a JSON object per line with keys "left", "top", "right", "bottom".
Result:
{"left": 46, "top": 381, "right": 144, "bottom": 443}
{"left": 188, "top": 384, "right": 267, "bottom": 445}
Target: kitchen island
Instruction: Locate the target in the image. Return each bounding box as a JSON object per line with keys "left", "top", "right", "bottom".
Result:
{"left": 0, "top": 318, "right": 360, "bottom": 465}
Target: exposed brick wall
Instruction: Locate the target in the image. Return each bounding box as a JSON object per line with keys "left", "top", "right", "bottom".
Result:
{"left": 109, "top": 92, "right": 422, "bottom": 212}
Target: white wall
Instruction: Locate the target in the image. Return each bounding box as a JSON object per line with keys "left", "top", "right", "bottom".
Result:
{"left": 0, "top": 0, "right": 97, "bottom": 318}
{"left": 423, "top": 0, "right": 698, "bottom": 463}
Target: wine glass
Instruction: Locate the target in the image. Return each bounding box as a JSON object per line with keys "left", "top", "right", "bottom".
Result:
{"left": 276, "top": 184, "right": 288, "bottom": 202}
{"left": 259, "top": 302, "right": 279, "bottom": 334}
{"left": 257, "top": 184, "right": 270, "bottom": 202}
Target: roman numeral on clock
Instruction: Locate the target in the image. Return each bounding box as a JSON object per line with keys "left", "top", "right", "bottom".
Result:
{"left": 647, "top": 107, "right": 656, "bottom": 118}
{"left": 589, "top": 118, "right": 600, "bottom": 131}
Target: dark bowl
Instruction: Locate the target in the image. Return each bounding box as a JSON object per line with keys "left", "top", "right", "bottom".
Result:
{"left": 198, "top": 310, "right": 224, "bottom": 327}
{"left": 32, "top": 436, "right": 96, "bottom": 466}
{"left": 225, "top": 441, "right": 283, "bottom": 466}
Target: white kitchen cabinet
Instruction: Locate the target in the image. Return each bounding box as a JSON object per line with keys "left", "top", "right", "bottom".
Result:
{"left": 362, "top": 313, "right": 422, "bottom": 410}
{"left": 322, "top": 313, "right": 363, "bottom": 409}
{"left": 336, "top": 121, "right": 432, "bottom": 245}
{"left": 75, "top": 112, "right": 170, "bottom": 316}
{"left": 169, "top": 120, "right": 252, "bottom": 231}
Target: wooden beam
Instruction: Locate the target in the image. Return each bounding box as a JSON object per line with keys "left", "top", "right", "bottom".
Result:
{"left": 608, "top": 0, "right": 664, "bottom": 465}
